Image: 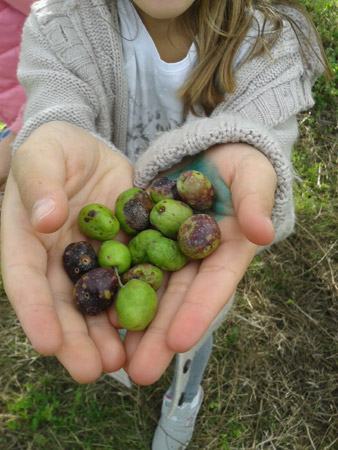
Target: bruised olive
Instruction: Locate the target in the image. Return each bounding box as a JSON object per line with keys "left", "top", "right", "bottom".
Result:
{"left": 73, "top": 267, "right": 119, "bottom": 315}
{"left": 177, "top": 214, "right": 221, "bottom": 259}
{"left": 121, "top": 263, "right": 163, "bottom": 290}
{"left": 149, "top": 177, "right": 180, "bottom": 203}
{"left": 77, "top": 203, "right": 120, "bottom": 241}
{"left": 63, "top": 241, "right": 98, "bottom": 282}
{"left": 177, "top": 170, "right": 215, "bottom": 210}
{"left": 115, "top": 188, "right": 154, "bottom": 235}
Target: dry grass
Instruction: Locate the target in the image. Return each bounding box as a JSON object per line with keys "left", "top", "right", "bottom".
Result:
{"left": 192, "top": 103, "right": 338, "bottom": 448}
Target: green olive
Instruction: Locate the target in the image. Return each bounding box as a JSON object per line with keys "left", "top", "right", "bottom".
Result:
{"left": 146, "top": 236, "right": 187, "bottom": 271}
{"left": 150, "top": 199, "right": 193, "bottom": 238}
{"left": 115, "top": 279, "right": 157, "bottom": 331}
{"left": 97, "top": 240, "right": 131, "bottom": 274}
{"left": 115, "top": 188, "right": 154, "bottom": 235}
{"left": 77, "top": 203, "right": 119, "bottom": 241}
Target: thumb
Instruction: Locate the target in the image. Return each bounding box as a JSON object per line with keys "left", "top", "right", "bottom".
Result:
{"left": 231, "top": 154, "right": 277, "bottom": 246}
{"left": 11, "top": 136, "right": 69, "bottom": 234}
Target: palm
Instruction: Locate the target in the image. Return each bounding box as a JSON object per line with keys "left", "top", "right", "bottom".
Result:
{"left": 2, "top": 126, "right": 277, "bottom": 385}
{"left": 121, "top": 143, "right": 276, "bottom": 385}
{"left": 121, "top": 212, "right": 256, "bottom": 385}
{"left": 1, "top": 123, "right": 134, "bottom": 382}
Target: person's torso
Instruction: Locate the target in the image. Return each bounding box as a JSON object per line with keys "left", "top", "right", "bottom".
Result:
{"left": 117, "top": 0, "right": 198, "bottom": 162}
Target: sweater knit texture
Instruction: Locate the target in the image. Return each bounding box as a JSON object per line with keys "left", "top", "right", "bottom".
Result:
{"left": 14, "top": 0, "right": 323, "bottom": 415}
{"left": 14, "top": 0, "right": 323, "bottom": 244}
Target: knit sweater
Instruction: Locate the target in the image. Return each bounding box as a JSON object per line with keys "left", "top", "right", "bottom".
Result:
{"left": 15, "top": 0, "right": 323, "bottom": 242}
{"left": 14, "top": 0, "right": 323, "bottom": 415}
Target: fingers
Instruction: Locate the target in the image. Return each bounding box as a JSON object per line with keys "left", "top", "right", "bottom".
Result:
{"left": 229, "top": 149, "right": 277, "bottom": 246}
{"left": 46, "top": 256, "right": 103, "bottom": 383}
{"left": 11, "top": 130, "right": 69, "bottom": 234}
{"left": 1, "top": 177, "right": 102, "bottom": 382}
{"left": 52, "top": 299, "right": 103, "bottom": 383}
{"left": 167, "top": 218, "right": 257, "bottom": 353}
{"left": 1, "top": 176, "right": 63, "bottom": 354}
{"left": 125, "top": 262, "right": 200, "bottom": 385}
{"left": 47, "top": 250, "right": 126, "bottom": 383}
{"left": 86, "top": 313, "right": 126, "bottom": 374}
{"left": 2, "top": 123, "right": 134, "bottom": 384}
{"left": 168, "top": 143, "right": 277, "bottom": 246}
{"left": 1, "top": 176, "right": 125, "bottom": 383}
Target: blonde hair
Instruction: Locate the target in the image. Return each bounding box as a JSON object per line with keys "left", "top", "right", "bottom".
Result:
{"left": 177, "top": 0, "right": 331, "bottom": 115}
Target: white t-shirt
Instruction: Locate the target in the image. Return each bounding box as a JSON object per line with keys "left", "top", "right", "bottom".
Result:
{"left": 117, "top": 0, "right": 198, "bottom": 162}
{"left": 117, "top": 0, "right": 252, "bottom": 162}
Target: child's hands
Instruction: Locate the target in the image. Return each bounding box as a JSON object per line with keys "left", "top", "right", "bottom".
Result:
{"left": 1, "top": 128, "right": 276, "bottom": 387}
{"left": 121, "top": 143, "right": 277, "bottom": 385}
{"left": 1, "top": 121, "right": 133, "bottom": 383}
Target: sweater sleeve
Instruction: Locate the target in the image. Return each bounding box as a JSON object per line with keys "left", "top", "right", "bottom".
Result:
{"left": 133, "top": 14, "right": 323, "bottom": 245}
{"left": 12, "top": 4, "right": 126, "bottom": 158}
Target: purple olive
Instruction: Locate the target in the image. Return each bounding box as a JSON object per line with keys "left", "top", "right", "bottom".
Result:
{"left": 177, "top": 170, "right": 215, "bottom": 210}
{"left": 73, "top": 267, "right": 119, "bottom": 315}
{"left": 149, "top": 177, "right": 180, "bottom": 203}
{"left": 177, "top": 214, "right": 221, "bottom": 259}
{"left": 63, "top": 241, "right": 98, "bottom": 282}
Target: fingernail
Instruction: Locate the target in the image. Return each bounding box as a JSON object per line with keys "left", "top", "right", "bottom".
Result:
{"left": 263, "top": 213, "right": 274, "bottom": 230}
{"left": 31, "top": 197, "right": 55, "bottom": 225}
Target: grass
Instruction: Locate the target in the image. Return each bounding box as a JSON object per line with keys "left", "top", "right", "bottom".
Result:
{"left": 0, "top": 1, "right": 337, "bottom": 449}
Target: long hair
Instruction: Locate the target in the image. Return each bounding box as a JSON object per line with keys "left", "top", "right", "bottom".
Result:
{"left": 176, "top": 0, "right": 331, "bottom": 115}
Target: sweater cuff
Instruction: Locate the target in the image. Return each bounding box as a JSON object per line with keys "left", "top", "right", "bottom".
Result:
{"left": 133, "top": 112, "right": 292, "bottom": 222}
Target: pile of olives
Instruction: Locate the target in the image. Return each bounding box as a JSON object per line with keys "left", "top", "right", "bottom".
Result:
{"left": 63, "top": 170, "right": 221, "bottom": 330}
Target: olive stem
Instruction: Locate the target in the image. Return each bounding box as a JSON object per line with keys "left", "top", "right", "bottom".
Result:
{"left": 113, "top": 266, "right": 125, "bottom": 289}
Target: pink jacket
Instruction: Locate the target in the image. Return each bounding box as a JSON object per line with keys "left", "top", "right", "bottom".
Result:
{"left": 0, "top": 0, "right": 34, "bottom": 132}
